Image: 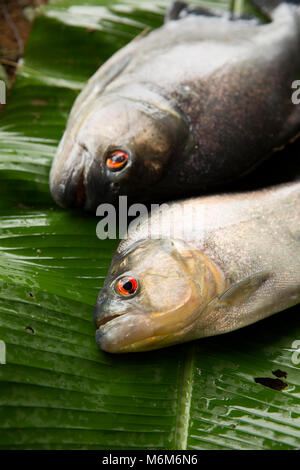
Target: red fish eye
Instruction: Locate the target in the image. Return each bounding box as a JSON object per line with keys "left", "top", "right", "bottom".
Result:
{"left": 116, "top": 276, "right": 138, "bottom": 297}
{"left": 106, "top": 150, "right": 128, "bottom": 171}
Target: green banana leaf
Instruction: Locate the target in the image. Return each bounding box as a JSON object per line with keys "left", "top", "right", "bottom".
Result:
{"left": 0, "top": 0, "right": 299, "bottom": 450}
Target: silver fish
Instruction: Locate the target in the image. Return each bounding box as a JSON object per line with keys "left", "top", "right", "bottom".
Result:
{"left": 50, "top": 1, "right": 300, "bottom": 210}
{"left": 94, "top": 180, "right": 300, "bottom": 352}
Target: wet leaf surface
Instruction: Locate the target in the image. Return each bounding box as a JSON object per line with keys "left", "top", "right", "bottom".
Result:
{"left": 0, "top": 0, "right": 299, "bottom": 450}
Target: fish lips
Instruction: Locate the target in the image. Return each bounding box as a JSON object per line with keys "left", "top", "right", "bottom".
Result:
{"left": 50, "top": 140, "right": 88, "bottom": 209}
{"left": 50, "top": 167, "right": 84, "bottom": 208}
{"left": 50, "top": 143, "right": 112, "bottom": 210}
{"left": 95, "top": 312, "right": 157, "bottom": 353}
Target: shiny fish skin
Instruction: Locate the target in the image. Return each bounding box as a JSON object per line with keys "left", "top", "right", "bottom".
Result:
{"left": 50, "top": 2, "right": 300, "bottom": 210}
{"left": 94, "top": 181, "right": 300, "bottom": 353}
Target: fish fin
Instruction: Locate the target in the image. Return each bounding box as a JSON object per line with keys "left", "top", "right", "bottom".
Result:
{"left": 198, "top": 271, "right": 272, "bottom": 337}
{"left": 164, "top": 1, "right": 222, "bottom": 23}
{"left": 218, "top": 271, "right": 270, "bottom": 304}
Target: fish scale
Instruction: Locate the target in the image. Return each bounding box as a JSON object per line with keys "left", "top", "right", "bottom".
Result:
{"left": 50, "top": 0, "right": 300, "bottom": 210}
{"left": 94, "top": 180, "right": 300, "bottom": 353}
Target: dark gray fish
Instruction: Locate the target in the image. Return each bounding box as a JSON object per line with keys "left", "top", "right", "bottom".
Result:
{"left": 50, "top": 0, "right": 300, "bottom": 210}
{"left": 94, "top": 179, "right": 300, "bottom": 353}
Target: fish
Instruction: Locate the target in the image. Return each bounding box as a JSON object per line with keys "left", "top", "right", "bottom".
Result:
{"left": 49, "top": 0, "right": 300, "bottom": 210}
{"left": 94, "top": 179, "right": 300, "bottom": 352}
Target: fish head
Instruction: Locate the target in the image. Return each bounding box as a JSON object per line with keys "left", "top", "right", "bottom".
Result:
{"left": 50, "top": 94, "right": 188, "bottom": 210}
{"left": 94, "top": 238, "right": 225, "bottom": 353}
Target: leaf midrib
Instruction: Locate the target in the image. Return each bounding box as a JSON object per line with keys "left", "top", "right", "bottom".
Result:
{"left": 174, "top": 343, "right": 195, "bottom": 450}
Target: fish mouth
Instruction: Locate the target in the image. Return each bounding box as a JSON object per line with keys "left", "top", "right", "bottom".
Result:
{"left": 50, "top": 140, "right": 111, "bottom": 210}
{"left": 95, "top": 312, "right": 153, "bottom": 353}
{"left": 75, "top": 170, "right": 86, "bottom": 207}
{"left": 96, "top": 314, "right": 122, "bottom": 328}
{"left": 50, "top": 138, "right": 88, "bottom": 209}
{"left": 94, "top": 310, "right": 199, "bottom": 354}
{"left": 50, "top": 167, "right": 87, "bottom": 209}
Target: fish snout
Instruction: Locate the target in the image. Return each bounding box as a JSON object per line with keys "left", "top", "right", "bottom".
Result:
{"left": 93, "top": 294, "right": 121, "bottom": 328}
{"left": 93, "top": 295, "right": 127, "bottom": 353}
{"left": 50, "top": 139, "right": 111, "bottom": 210}
{"left": 50, "top": 168, "right": 87, "bottom": 209}
{"left": 95, "top": 311, "right": 154, "bottom": 354}
{"left": 93, "top": 286, "right": 153, "bottom": 353}
{"left": 50, "top": 137, "right": 89, "bottom": 208}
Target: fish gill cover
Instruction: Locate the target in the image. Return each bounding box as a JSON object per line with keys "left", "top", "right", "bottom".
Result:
{"left": 0, "top": 0, "right": 299, "bottom": 450}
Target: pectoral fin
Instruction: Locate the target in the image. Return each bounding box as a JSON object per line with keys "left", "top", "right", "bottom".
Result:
{"left": 198, "top": 271, "right": 272, "bottom": 337}
{"left": 218, "top": 271, "right": 270, "bottom": 305}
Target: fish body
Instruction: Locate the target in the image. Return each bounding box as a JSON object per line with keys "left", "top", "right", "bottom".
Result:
{"left": 50, "top": 1, "right": 300, "bottom": 210}
{"left": 94, "top": 180, "right": 300, "bottom": 352}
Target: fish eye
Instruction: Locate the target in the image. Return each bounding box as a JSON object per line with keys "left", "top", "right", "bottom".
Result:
{"left": 106, "top": 150, "right": 128, "bottom": 171}
{"left": 115, "top": 276, "right": 139, "bottom": 297}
